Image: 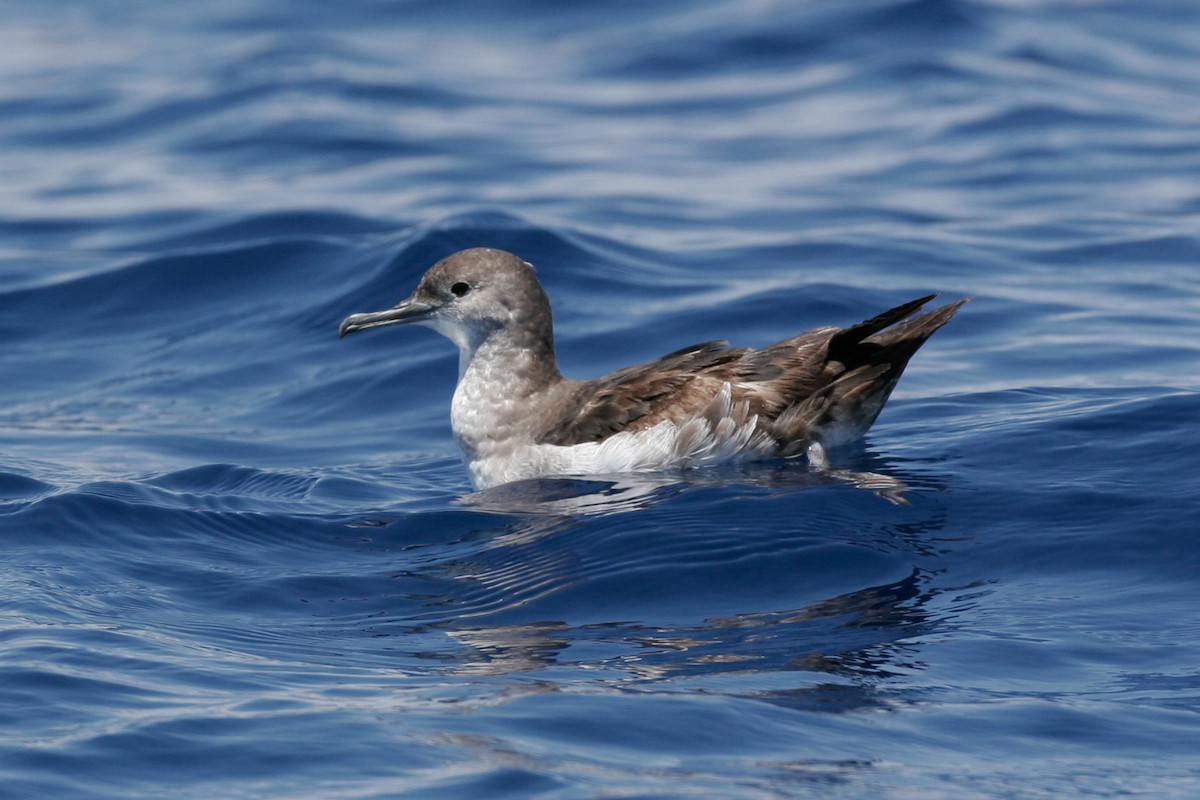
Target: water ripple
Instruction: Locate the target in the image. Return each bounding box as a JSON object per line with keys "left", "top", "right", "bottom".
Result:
{"left": 4, "top": 0, "right": 1200, "bottom": 797}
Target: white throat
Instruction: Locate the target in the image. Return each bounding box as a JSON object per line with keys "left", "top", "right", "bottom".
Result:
{"left": 421, "top": 315, "right": 494, "bottom": 380}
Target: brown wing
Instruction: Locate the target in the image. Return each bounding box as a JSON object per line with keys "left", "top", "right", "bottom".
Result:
{"left": 535, "top": 341, "right": 750, "bottom": 445}
{"left": 536, "top": 295, "right": 969, "bottom": 449}
{"left": 768, "top": 295, "right": 970, "bottom": 449}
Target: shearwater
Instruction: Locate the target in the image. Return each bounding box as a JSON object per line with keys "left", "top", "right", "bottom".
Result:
{"left": 339, "top": 248, "right": 968, "bottom": 489}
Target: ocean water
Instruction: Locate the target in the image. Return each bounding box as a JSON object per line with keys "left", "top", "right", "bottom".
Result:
{"left": 3, "top": 1, "right": 1200, "bottom": 797}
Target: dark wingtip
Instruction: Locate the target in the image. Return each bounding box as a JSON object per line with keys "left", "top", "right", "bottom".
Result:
{"left": 828, "top": 293, "right": 970, "bottom": 364}
{"left": 930, "top": 295, "right": 973, "bottom": 319}
{"left": 838, "top": 294, "right": 939, "bottom": 343}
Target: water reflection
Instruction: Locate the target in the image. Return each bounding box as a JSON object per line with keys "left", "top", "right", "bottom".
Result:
{"left": 443, "top": 569, "right": 963, "bottom": 717}
{"left": 458, "top": 449, "right": 933, "bottom": 518}
{"left": 357, "top": 454, "right": 972, "bottom": 714}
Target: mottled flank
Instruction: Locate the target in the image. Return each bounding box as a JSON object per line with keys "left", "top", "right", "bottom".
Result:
{"left": 341, "top": 248, "right": 967, "bottom": 487}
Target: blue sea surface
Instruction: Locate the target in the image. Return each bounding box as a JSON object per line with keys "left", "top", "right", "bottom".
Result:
{"left": 3, "top": 1, "right": 1199, "bottom": 797}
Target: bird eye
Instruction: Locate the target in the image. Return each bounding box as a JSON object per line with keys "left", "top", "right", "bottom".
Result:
{"left": 450, "top": 281, "right": 471, "bottom": 297}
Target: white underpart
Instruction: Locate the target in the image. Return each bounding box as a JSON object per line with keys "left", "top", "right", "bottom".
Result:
{"left": 455, "top": 381, "right": 778, "bottom": 490}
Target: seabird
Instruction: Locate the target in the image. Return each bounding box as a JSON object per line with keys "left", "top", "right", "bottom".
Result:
{"left": 340, "top": 248, "right": 967, "bottom": 489}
